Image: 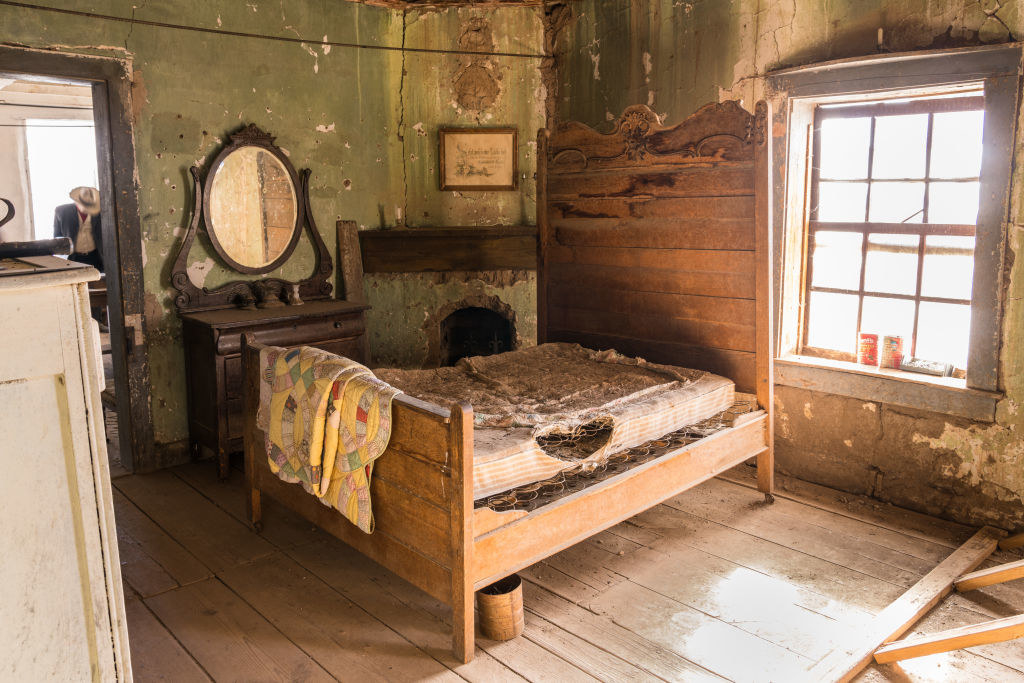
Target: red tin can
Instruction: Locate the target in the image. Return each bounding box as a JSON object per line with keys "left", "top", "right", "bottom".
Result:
{"left": 857, "top": 332, "right": 879, "bottom": 366}
{"left": 880, "top": 335, "right": 904, "bottom": 369}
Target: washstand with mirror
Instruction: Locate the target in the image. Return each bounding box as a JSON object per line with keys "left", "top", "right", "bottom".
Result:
{"left": 172, "top": 124, "right": 368, "bottom": 478}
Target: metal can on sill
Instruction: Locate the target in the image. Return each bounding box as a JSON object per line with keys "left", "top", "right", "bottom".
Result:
{"left": 880, "top": 335, "right": 904, "bottom": 369}
{"left": 857, "top": 332, "right": 879, "bottom": 366}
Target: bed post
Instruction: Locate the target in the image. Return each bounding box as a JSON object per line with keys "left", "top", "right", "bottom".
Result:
{"left": 753, "top": 100, "right": 775, "bottom": 503}
{"left": 242, "top": 333, "right": 263, "bottom": 531}
{"left": 449, "top": 401, "right": 475, "bottom": 663}
{"left": 536, "top": 127, "right": 550, "bottom": 345}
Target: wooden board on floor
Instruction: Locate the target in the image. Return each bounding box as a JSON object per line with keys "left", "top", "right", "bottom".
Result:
{"left": 956, "top": 558, "right": 1024, "bottom": 593}
{"left": 874, "top": 613, "right": 1024, "bottom": 664}
{"left": 808, "top": 526, "right": 1003, "bottom": 683}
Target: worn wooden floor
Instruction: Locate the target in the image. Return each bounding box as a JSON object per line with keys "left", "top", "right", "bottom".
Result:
{"left": 112, "top": 462, "right": 1024, "bottom": 682}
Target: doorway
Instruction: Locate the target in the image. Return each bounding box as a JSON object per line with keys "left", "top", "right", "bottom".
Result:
{"left": 0, "top": 46, "right": 153, "bottom": 473}
{"left": 0, "top": 77, "right": 127, "bottom": 472}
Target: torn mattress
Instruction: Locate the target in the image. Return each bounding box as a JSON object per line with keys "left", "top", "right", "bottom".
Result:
{"left": 375, "top": 343, "right": 734, "bottom": 500}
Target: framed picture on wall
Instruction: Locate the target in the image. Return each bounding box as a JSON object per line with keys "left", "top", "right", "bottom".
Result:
{"left": 439, "top": 127, "right": 518, "bottom": 191}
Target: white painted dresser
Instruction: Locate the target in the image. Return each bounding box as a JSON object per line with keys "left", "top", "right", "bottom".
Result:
{"left": 0, "top": 257, "right": 131, "bottom": 681}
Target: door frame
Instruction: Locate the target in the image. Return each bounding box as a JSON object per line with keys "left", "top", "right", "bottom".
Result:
{"left": 0, "top": 45, "right": 154, "bottom": 472}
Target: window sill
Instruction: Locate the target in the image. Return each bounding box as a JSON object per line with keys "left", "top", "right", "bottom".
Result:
{"left": 774, "top": 355, "right": 1000, "bottom": 422}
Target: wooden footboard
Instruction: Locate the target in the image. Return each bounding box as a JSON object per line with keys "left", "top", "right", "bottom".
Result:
{"left": 241, "top": 337, "right": 477, "bottom": 662}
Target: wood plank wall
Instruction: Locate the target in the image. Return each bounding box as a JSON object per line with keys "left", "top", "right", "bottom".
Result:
{"left": 539, "top": 102, "right": 767, "bottom": 393}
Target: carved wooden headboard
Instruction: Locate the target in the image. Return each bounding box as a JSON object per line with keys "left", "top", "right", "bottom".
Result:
{"left": 537, "top": 101, "right": 772, "bottom": 410}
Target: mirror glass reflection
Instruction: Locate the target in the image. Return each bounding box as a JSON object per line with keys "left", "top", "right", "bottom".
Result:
{"left": 209, "top": 147, "right": 297, "bottom": 269}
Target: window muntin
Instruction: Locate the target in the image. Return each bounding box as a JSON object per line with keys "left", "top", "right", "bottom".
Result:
{"left": 803, "top": 94, "right": 984, "bottom": 371}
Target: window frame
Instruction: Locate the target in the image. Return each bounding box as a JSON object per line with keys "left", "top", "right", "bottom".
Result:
{"left": 766, "top": 45, "right": 1019, "bottom": 403}
{"left": 803, "top": 94, "right": 983, "bottom": 370}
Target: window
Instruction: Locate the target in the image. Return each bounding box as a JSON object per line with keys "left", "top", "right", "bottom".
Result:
{"left": 767, "top": 45, "right": 1020, "bottom": 417}
{"left": 804, "top": 94, "right": 984, "bottom": 373}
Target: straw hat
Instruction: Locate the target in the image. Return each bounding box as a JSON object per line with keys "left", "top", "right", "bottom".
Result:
{"left": 70, "top": 186, "right": 101, "bottom": 216}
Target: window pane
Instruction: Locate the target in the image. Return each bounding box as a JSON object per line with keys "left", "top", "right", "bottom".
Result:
{"left": 872, "top": 114, "right": 928, "bottom": 179}
{"left": 817, "top": 182, "right": 867, "bottom": 221}
{"left": 916, "top": 302, "right": 971, "bottom": 369}
{"left": 921, "top": 235, "right": 975, "bottom": 301}
{"left": 928, "top": 181, "right": 980, "bottom": 224}
{"left": 819, "top": 117, "right": 871, "bottom": 180}
{"left": 810, "top": 231, "right": 863, "bottom": 290}
{"left": 864, "top": 234, "right": 919, "bottom": 295}
{"left": 868, "top": 182, "right": 925, "bottom": 223}
{"left": 860, "top": 296, "right": 915, "bottom": 342}
{"left": 806, "top": 292, "right": 859, "bottom": 353}
{"left": 930, "top": 110, "right": 984, "bottom": 179}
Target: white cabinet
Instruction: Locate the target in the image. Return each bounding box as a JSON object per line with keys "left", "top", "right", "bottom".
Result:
{"left": 0, "top": 259, "right": 131, "bottom": 681}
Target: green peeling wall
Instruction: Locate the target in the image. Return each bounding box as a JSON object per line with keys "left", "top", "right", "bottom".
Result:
{"left": 558, "top": 0, "right": 1024, "bottom": 529}
{"left": 2, "top": 1, "right": 542, "bottom": 460}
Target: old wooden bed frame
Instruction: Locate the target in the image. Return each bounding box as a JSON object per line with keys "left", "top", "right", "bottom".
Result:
{"left": 242, "top": 100, "right": 774, "bottom": 663}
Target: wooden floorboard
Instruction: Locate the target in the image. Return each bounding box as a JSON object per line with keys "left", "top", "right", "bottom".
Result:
{"left": 144, "top": 578, "right": 334, "bottom": 682}
{"left": 217, "top": 552, "right": 460, "bottom": 682}
{"left": 287, "top": 539, "right": 525, "bottom": 683}
{"left": 113, "top": 489, "right": 211, "bottom": 598}
{"left": 173, "top": 462, "right": 323, "bottom": 550}
{"left": 123, "top": 597, "right": 210, "bottom": 682}
{"left": 115, "top": 470, "right": 276, "bottom": 574}
{"left": 113, "top": 461, "right": 1024, "bottom": 682}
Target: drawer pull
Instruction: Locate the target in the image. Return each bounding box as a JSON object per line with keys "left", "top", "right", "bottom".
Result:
{"left": 334, "top": 321, "right": 343, "bottom": 328}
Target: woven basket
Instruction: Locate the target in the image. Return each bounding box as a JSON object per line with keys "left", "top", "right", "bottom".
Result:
{"left": 477, "top": 574, "right": 524, "bottom": 641}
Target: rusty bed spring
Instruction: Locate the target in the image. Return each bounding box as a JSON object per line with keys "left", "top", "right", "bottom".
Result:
{"left": 476, "top": 400, "right": 757, "bottom": 513}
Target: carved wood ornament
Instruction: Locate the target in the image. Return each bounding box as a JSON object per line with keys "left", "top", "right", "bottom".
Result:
{"left": 171, "top": 124, "right": 333, "bottom": 313}
{"left": 547, "top": 100, "right": 767, "bottom": 170}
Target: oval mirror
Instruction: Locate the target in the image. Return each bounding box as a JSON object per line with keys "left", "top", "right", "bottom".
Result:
{"left": 206, "top": 145, "right": 300, "bottom": 273}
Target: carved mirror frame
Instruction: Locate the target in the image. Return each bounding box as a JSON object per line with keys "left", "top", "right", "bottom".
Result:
{"left": 203, "top": 125, "right": 303, "bottom": 275}
{"left": 171, "top": 124, "right": 333, "bottom": 313}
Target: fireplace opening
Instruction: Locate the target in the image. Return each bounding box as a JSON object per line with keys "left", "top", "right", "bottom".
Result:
{"left": 440, "top": 306, "right": 513, "bottom": 366}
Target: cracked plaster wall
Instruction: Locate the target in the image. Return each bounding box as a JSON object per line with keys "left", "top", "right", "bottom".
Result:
{"left": 557, "top": 0, "right": 1024, "bottom": 529}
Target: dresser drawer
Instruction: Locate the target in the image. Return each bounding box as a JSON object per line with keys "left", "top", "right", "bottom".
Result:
{"left": 216, "top": 313, "right": 365, "bottom": 355}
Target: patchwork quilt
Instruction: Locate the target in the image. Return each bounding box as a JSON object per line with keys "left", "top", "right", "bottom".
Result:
{"left": 256, "top": 345, "right": 401, "bottom": 533}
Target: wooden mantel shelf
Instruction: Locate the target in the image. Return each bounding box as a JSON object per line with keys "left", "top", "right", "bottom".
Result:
{"left": 358, "top": 225, "right": 538, "bottom": 273}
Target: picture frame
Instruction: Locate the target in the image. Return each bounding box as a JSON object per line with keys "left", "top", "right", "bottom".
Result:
{"left": 439, "top": 127, "right": 518, "bottom": 191}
